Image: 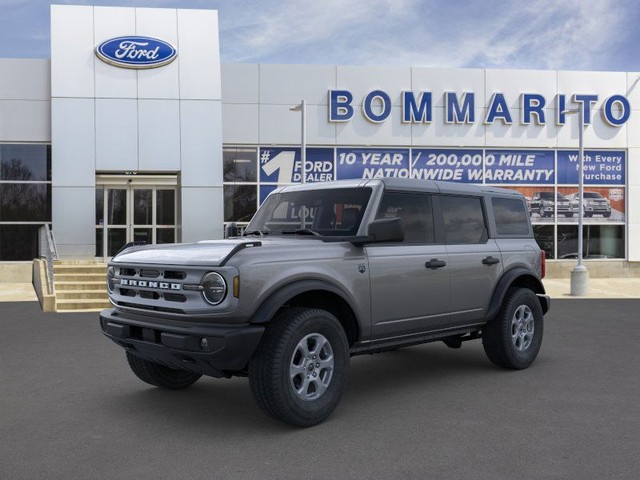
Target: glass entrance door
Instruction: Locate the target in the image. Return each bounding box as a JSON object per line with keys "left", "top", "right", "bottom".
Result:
{"left": 96, "top": 180, "right": 177, "bottom": 259}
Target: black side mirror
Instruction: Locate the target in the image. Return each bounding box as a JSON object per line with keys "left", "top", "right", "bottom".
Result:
{"left": 366, "top": 217, "right": 404, "bottom": 243}
{"left": 225, "top": 222, "right": 239, "bottom": 238}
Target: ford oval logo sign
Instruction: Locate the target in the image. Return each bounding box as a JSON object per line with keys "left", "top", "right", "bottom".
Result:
{"left": 95, "top": 36, "right": 177, "bottom": 69}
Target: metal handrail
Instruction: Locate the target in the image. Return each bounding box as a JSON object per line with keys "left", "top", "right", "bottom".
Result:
{"left": 38, "top": 224, "right": 58, "bottom": 294}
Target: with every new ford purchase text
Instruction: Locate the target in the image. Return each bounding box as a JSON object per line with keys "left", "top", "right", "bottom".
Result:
{"left": 100, "top": 179, "right": 550, "bottom": 427}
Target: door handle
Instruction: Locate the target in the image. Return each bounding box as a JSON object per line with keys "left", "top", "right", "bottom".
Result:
{"left": 482, "top": 256, "right": 500, "bottom": 265}
{"left": 425, "top": 259, "right": 447, "bottom": 269}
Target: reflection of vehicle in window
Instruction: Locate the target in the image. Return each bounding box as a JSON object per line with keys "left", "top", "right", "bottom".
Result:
{"left": 529, "top": 191, "right": 577, "bottom": 218}
{"left": 566, "top": 191, "right": 611, "bottom": 218}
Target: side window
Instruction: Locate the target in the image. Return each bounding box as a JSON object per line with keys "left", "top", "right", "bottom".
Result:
{"left": 376, "top": 192, "right": 434, "bottom": 244}
{"left": 492, "top": 197, "right": 530, "bottom": 236}
{"left": 440, "top": 195, "right": 486, "bottom": 244}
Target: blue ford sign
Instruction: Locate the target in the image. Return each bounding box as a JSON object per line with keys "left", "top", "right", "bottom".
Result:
{"left": 95, "top": 36, "right": 177, "bottom": 69}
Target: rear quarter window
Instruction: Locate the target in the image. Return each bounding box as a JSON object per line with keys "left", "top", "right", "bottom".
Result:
{"left": 492, "top": 197, "right": 530, "bottom": 236}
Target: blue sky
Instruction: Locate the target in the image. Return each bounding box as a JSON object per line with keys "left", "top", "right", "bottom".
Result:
{"left": 1, "top": 0, "right": 639, "bottom": 71}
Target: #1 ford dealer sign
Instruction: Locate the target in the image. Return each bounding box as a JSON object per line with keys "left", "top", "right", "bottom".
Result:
{"left": 95, "top": 36, "right": 177, "bottom": 69}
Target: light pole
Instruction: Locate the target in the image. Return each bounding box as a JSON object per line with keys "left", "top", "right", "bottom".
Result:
{"left": 562, "top": 104, "right": 589, "bottom": 295}
{"left": 289, "top": 100, "right": 306, "bottom": 184}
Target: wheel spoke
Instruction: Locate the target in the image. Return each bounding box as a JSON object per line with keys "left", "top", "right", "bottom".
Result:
{"left": 289, "top": 332, "right": 335, "bottom": 401}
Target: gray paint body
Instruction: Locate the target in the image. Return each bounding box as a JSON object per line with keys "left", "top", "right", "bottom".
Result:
{"left": 108, "top": 179, "right": 543, "bottom": 348}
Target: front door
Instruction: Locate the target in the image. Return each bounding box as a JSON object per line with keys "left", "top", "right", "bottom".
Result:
{"left": 95, "top": 176, "right": 177, "bottom": 259}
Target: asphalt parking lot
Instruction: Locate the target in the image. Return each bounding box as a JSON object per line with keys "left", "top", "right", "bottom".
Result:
{"left": 1, "top": 300, "right": 639, "bottom": 480}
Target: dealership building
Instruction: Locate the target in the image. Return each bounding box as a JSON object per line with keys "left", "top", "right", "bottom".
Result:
{"left": 1, "top": 4, "right": 640, "bottom": 279}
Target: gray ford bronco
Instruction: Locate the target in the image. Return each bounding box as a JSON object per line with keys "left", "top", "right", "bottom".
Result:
{"left": 100, "top": 179, "right": 550, "bottom": 427}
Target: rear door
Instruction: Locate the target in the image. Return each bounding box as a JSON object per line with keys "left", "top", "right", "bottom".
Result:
{"left": 365, "top": 191, "right": 450, "bottom": 341}
{"left": 437, "top": 194, "right": 503, "bottom": 326}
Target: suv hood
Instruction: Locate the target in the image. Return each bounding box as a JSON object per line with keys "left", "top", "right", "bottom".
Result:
{"left": 111, "top": 237, "right": 327, "bottom": 267}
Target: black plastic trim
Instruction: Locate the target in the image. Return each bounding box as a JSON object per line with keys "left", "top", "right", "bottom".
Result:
{"left": 99, "top": 308, "right": 264, "bottom": 376}
{"left": 485, "top": 268, "right": 548, "bottom": 321}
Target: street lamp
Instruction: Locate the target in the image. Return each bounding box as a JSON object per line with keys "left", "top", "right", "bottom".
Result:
{"left": 289, "top": 100, "right": 307, "bottom": 184}
{"left": 562, "top": 104, "right": 588, "bottom": 295}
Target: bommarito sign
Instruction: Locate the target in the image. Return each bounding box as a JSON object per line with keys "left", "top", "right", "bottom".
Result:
{"left": 328, "top": 90, "right": 631, "bottom": 127}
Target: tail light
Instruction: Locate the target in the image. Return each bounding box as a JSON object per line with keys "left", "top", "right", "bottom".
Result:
{"left": 540, "top": 250, "right": 546, "bottom": 279}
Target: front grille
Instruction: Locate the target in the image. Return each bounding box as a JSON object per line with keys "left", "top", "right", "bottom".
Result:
{"left": 111, "top": 265, "right": 201, "bottom": 313}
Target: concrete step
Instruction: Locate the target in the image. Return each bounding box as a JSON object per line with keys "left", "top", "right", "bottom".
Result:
{"left": 55, "top": 298, "right": 111, "bottom": 311}
{"left": 54, "top": 273, "right": 106, "bottom": 283}
{"left": 55, "top": 290, "right": 108, "bottom": 300}
{"left": 54, "top": 265, "right": 108, "bottom": 275}
{"left": 55, "top": 281, "right": 106, "bottom": 291}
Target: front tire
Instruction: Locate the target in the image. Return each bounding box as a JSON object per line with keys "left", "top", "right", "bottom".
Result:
{"left": 126, "top": 351, "right": 202, "bottom": 389}
{"left": 249, "top": 308, "right": 350, "bottom": 427}
{"left": 482, "top": 288, "right": 543, "bottom": 369}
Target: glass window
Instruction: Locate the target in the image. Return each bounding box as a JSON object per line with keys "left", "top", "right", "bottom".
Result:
{"left": 246, "top": 187, "right": 372, "bottom": 236}
{"left": 533, "top": 225, "right": 555, "bottom": 259}
{"left": 156, "top": 228, "right": 175, "bottom": 244}
{"left": 224, "top": 185, "right": 257, "bottom": 222}
{"left": 107, "top": 189, "right": 127, "bottom": 225}
{"left": 376, "top": 192, "right": 434, "bottom": 244}
{"left": 133, "top": 189, "right": 153, "bottom": 225}
{"left": 0, "top": 184, "right": 51, "bottom": 222}
{"left": 156, "top": 189, "right": 175, "bottom": 225}
{"left": 0, "top": 224, "right": 41, "bottom": 261}
{"left": 0, "top": 144, "right": 51, "bottom": 181}
{"left": 492, "top": 197, "right": 530, "bottom": 236}
{"left": 440, "top": 195, "right": 486, "bottom": 244}
{"left": 223, "top": 147, "right": 257, "bottom": 182}
{"left": 557, "top": 225, "right": 624, "bottom": 259}
{"left": 95, "top": 228, "right": 104, "bottom": 257}
{"left": 107, "top": 228, "right": 127, "bottom": 257}
{"left": 95, "top": 188, "right": 104, "bottom": 226}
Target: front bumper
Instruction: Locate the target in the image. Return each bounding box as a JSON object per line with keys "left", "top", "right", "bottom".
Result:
{"left": 99, "top": 308, "right": 264, "bottom": 378}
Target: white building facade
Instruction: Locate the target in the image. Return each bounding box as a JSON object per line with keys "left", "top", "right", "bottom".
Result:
{"left": 0, "top": 4, "right": 639, "bottom": 272}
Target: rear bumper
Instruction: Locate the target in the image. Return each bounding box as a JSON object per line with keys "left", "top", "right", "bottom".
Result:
{"left": 99, "top": 308, "right": 264, "bottom": 378}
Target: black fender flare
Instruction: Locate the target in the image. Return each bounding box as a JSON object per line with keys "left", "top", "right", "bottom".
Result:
{"left": 485, "top": 268, "right": 548, "bottom": 322}
{"left": 249, "top": 279, "right": 360, "bottom": 326}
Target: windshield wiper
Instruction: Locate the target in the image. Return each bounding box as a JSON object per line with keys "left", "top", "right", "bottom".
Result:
{"left": 243, "top": 230, "right": 269, "bottom": 237}
{"left": 282, "top": 228, "right": 321, "bottom": 237}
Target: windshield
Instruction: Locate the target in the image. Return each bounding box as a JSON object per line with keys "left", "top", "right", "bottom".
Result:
{"left": 584, "top": 192, "right": 604, "bottom": 199}
{"left": 245, "top": 187, "right": 372, "bottom": 237}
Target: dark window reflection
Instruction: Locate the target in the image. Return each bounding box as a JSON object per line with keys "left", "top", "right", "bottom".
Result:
{"left": 0, "top": 144, "right": 51, "bottom": 181}
{"left": 107, "top": 228, "right": 127, "bottom": 257}
{"left": 533, "top": 225, "right": 555, "bottom": 259}
{"left": 440, "top": 196, "right": 486, "bottom": 244}
{"left": 96, "top": 228, "right": 104, "bottom": 257}
{"left": 0, "top": 184, "right": 51, "bottom": 222}
{"left": 223, "top": 148, "right": 257, "bottom": 182}
{"left": 224, "top": 185, "right": 257, "bottom": 222}
{"left": 133, "top": 189, "right": 152, "bottom": 225}
{"left": 107, "top": 189, "right": 126, "bottom": 225}
{"left": 156, "top": 190, "right": 175, "bottom": 225}
{"left": 0, "top": 224, "right": 41, "bottom": 260}
{"left": 156, "top": 228, "right": 175, "bottom": 244}
{"left": 133, "top": 228, "right": 152, "bottom": 244}
{"left": 557, "top": 225, "right": 624, "bottom": 259}
{"left": 492, "top": 197, "right": 530, "bottom": 235}
{"left": 96, "top": 188, "right": 104, "bottom": 226}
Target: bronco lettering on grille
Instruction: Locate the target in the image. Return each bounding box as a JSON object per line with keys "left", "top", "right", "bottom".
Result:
{"left": 120, "top": 279, "right": 181, "bottom": 290}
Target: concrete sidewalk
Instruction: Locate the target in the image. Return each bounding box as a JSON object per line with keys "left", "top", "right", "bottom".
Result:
{"left": 542, "top": 277, "right": 640, "bottom": 299}
{"left": 0, "top": 283, "right": 37, "bottom": 302}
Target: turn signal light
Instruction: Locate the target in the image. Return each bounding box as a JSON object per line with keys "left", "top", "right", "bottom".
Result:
{"left": 541, "top": 250, "right": 546, "bottom": 279}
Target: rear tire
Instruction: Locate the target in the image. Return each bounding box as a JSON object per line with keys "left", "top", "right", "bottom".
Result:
{"left": 482, "top": 288, "right": 543, "bottom": 369}
{"left": 126, "top": 351, "right": 202, "bottom": 389}
{"left": 249, "top": 308, "right": 350, "bottom": 427}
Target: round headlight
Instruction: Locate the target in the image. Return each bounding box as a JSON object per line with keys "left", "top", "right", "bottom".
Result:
{"left": 107, "top": 266, "right": 115, "bottom": 294}
{"left": 201, "top": 272, "right": 227, "bottom": 305}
